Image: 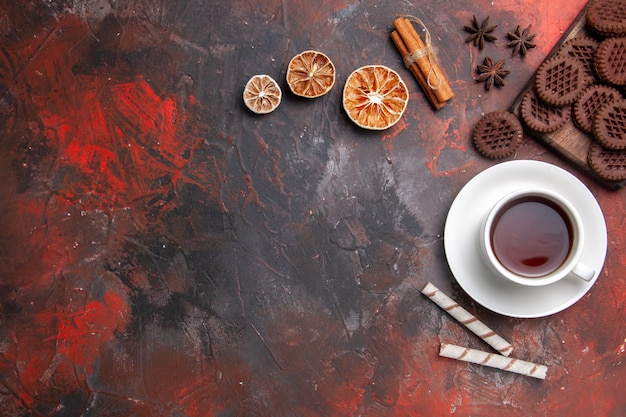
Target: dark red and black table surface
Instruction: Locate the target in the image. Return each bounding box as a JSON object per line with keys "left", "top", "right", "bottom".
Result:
{"left": 1, "top": 0, "right": 624, "bottom": 416}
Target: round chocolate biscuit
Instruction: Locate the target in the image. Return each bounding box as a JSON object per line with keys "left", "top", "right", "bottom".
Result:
{"left": 588, "top": 142, "right": 626, "bottom": 181}
{"left": 472, "top": 111, "right": 523, "bottom": 158}
{"left": 573, "top": 84, "right": 622, "bottom": 133}
{"left": 594, "top": 37, "right": 626, "bottom": 86}
{"left": 558, "top": 36, "right": 599, "bottom": 79}
{"left": 586, "top": 0, "right": 626, "bottom": 36}
{"left": 592, "top": 99, "right": 626, "bottom": 150}
{"left": 520, "top": 89, "right": 570, "bottom": 133}
{"left": 535, "top": 55, "right": 593, "bottom": 107}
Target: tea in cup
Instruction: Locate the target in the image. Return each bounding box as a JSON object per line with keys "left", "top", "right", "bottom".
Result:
{"left": 479, "top": 188, "right": 594, "bottom": 286}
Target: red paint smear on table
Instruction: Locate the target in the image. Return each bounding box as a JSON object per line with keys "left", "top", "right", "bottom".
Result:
{"left": 282, "top": 0, "right": 358, "bottom": 26}
{"left": 424, "top": 116, "right": 473, "bottom": 178}
{"left": 3, "top": 288, "right": 129, "bottom": 411}
{"left": 362, "top": 311, "right": 428, "bottom": 413}
{"left": 0, "top": 13, "right": 220, "bottom": 414}
{"left": 33, "top": 290, "right": 129, "bottom": 374}
{"left": 6, "top": 13, "right": 208, "bottom": 285}
{"left": 39, "top": 78, "right": 203, "bottom": 210}
{"left": 12, "top": 15, "right": 219, "bottom": 215}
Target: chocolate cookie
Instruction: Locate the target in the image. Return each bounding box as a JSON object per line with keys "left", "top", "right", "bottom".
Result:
{"left": 558, "top": 36, "right": 599, "bottom": 79}
{"left": 472, "top": 111, "right": 523, "bottom": 158}
{"left": 594, "top": 37, "right": 626, "bottom": 86}
{"left": 586, "top": 0, "right": 626, "bottom": 37}
{"left": 588, "top": 142, "right": 626, "bottom": 181}
{"left": 535, "top": 55, "right": 593, "bottom": 106}
{"left": 573, "top": 84, "right": 622, "bottom": 133}
{"left": 520, "top": 89, "right": 570, "bottom": 133}
{"left": 592, "top": 99, "right": 626, "bottom": 150}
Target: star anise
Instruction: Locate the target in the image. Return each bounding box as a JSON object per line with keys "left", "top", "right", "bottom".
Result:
{"left": 475, "top": 56, "right": 510, "bottom": 90}
{"left": 507, "top": 24, "right": 536, "bottom": 56}
{"left": 464, "top": 15, "right": 498, "bottom": 50}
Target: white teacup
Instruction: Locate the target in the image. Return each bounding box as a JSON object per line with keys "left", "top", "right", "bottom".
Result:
{"left": 479, "top": 188, "right": 594, "bottom": 286}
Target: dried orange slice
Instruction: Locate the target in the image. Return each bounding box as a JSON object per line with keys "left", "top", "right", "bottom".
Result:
{"left": 342, "top": 65, "right": 409, "bottom": 130}
{"left": 286, "top": 50, "right": 336, "bottom": 98}
{"left": 243, "top": 74, "right": 282, "bottom": 114}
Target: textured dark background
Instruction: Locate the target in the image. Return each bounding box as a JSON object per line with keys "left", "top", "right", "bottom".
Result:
{"left": 0, "top": 0, "right": 625, "bottom": 416}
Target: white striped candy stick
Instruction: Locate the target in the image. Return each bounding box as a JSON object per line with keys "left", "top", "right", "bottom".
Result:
{"left": 422, "top": 282, "right": 514, "bottom": 356}
{"left": 439, "top": 343, "right": 548, "bottom": 379}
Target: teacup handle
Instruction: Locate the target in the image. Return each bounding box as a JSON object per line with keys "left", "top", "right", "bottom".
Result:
{"left": 572, "top": 262, "right": 595, "bottom": 282}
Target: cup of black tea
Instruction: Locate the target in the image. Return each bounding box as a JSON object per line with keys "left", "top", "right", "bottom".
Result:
{"left": 479, "top": 188, "right": 594, "bottom": 286}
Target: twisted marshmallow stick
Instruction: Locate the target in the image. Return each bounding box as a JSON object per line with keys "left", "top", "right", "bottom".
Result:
{"left": 439, "top": 343, "right": 548, "bottom": 379}
{"left": 422, "top": 282, "right": 514, "bottom": 356}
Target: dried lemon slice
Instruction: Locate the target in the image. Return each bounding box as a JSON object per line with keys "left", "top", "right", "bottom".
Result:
{"left": 243, "top": 74, "right": 282, "bottom": 114}
{"left": 342, "top": 65, "right": 409, "bottom": 130}
{"left": 286, "top": 50, "right": 336, "bottom": 98}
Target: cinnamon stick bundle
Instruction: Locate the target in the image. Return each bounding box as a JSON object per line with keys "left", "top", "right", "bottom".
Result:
{"left": 391, "top": 17, "right": 454, "bottom": 109}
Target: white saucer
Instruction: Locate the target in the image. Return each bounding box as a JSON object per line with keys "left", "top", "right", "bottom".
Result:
{"left": 444, "top": 160, "right": 607, "bottom": 318}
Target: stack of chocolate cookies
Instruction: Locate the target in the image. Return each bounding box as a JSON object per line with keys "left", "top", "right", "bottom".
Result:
{"left": 521, "top": 0, "right": 626, "bottom": 181}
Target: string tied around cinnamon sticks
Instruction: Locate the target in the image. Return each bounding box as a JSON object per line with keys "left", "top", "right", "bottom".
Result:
{"left": 399, "top": 15, "right": 442, "bottom": 91}
{"left": 391, "top": 16, "right": 454, "bottom": 110}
